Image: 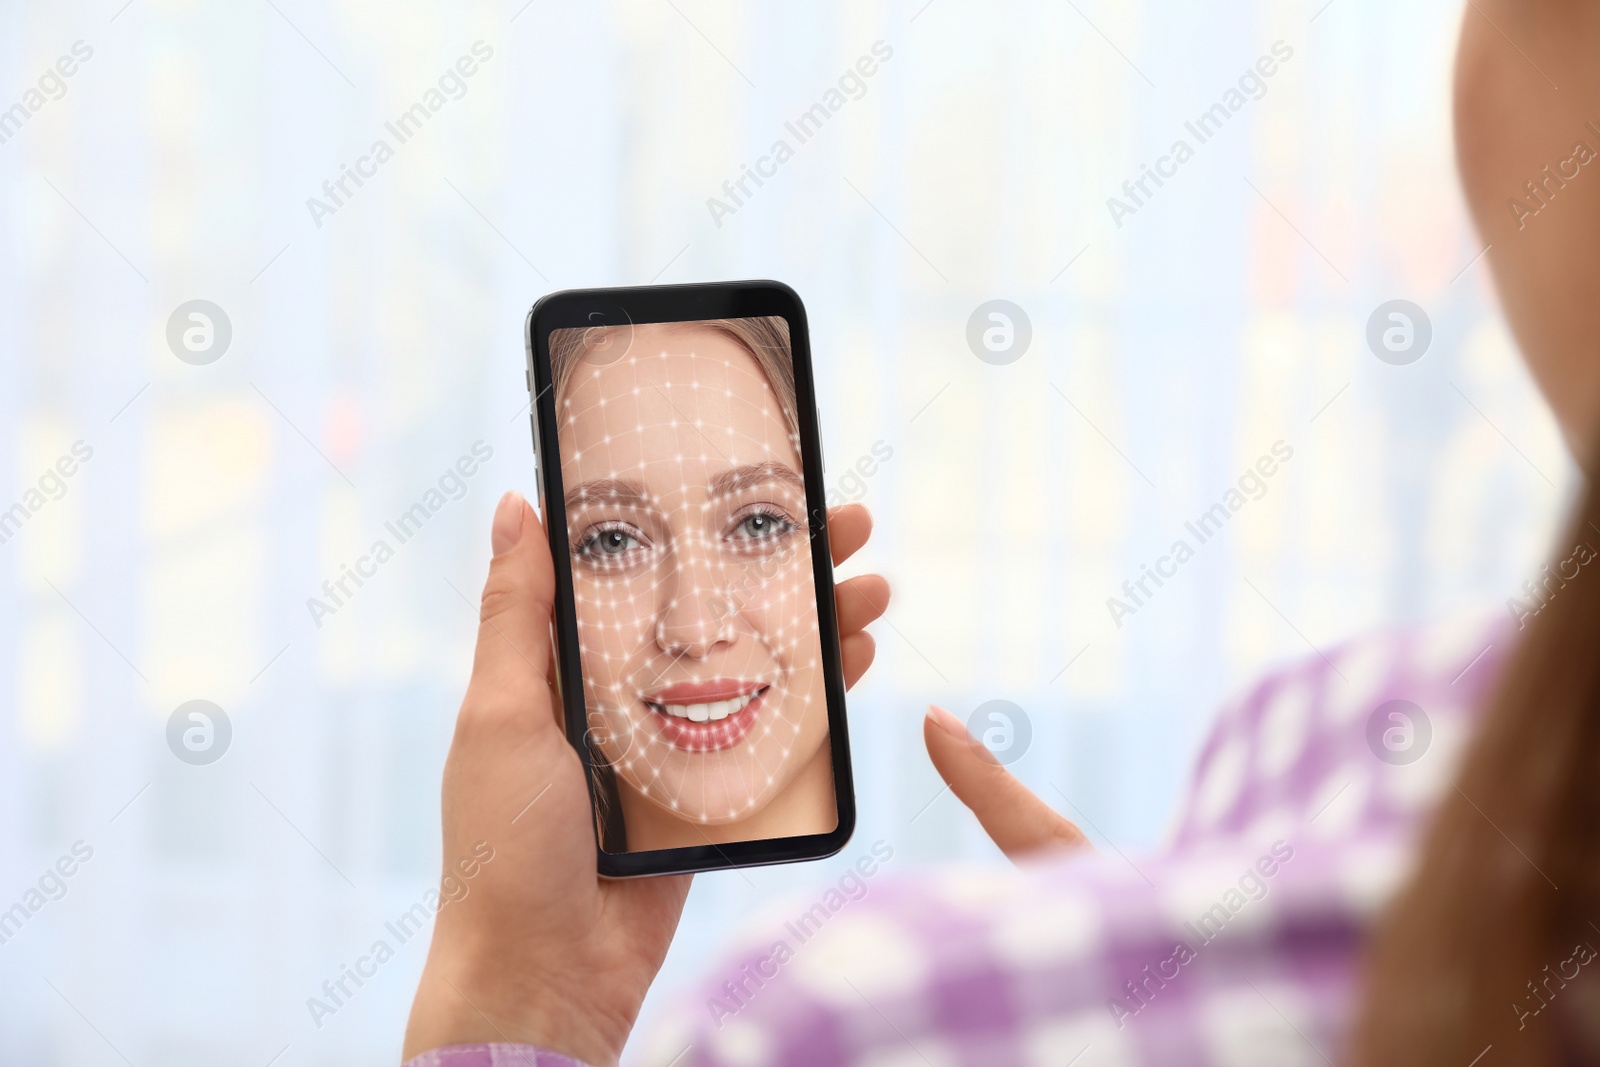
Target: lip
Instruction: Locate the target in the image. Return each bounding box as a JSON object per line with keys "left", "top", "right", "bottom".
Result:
{"left": 643, "top": 680, "right": 769, "bottom": 753}
{"left": 644, "top": 678, "right": 766, "bottom": 704}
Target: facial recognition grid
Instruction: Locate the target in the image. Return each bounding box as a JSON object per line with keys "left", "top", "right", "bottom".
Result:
{"left": 550, "top": 319, "right": 836, "bottom": 851}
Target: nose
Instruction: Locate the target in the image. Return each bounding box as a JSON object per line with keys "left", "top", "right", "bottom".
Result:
{"left": 654, "top": 530, "right": 738, "bottom": 659}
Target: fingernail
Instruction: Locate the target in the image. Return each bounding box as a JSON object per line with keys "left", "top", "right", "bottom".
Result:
{"left": 925, "top": 704, "right": 967, "bottom": 739}
{"left": 491, "top": 491, "right": 526, "bottom": 555}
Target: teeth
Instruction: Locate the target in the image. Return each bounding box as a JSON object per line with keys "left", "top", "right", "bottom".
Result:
{"left": 656, "top": 692, "right": 758, "bottom": 722}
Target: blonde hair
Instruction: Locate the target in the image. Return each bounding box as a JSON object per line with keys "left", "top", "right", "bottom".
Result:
{"left": 548, "top": 316, "right": 797, "bottom": 438}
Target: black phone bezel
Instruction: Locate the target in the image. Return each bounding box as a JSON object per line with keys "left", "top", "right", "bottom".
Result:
{"left": 522, "top": 280, "right": 856, "bottom": 878}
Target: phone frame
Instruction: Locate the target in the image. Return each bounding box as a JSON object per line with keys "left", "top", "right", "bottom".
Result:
{"left": 523, "top": 280, "right": 856, "bottom": 878}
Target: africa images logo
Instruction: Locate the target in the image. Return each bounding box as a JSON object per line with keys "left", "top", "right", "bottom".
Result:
{"left": 1105, "top": 41, "right": 1294, "bottom": 228}
{"left": 305, "top": 41, "right": 494, "bottom": 228}
{"left": 1107, "top": 441, "right": 1294, "bottom": 627}
{"left": 1107, "top": 841, "right": 1295, "bottom": 1029}
{"left": 706, "top": 41, "right": 893, "bottom": 227}
{"left": 705, "top": 840, "right": 894, "bottom": 1028}
{"left": 305, "top": 442, "right": 493, "bottom": 627}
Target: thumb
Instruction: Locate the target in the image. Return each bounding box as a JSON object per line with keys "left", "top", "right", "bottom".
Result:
{"left": 462, "top": 491, "right": 557, "bottom": 728}
{"left": 923, "top": 705, "right": 1090, "bottom": 860}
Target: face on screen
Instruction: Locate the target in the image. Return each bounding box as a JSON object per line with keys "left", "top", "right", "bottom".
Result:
{"left": 552, "top": 319, "right": 836, "bottom": 853}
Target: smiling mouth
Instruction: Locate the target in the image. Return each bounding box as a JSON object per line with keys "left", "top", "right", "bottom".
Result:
{"left": 643, "top": 680, "right": 769, "bottom": 752}
{"left": 649, "top": 689, "right": 762, "bottom": 722}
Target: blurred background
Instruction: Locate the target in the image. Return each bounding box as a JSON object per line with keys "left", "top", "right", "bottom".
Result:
{"left": 0, "top": 0, "right": 1574, "bottom": 1063}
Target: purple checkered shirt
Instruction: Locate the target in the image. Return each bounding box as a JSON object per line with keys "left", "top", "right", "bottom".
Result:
{"left": 406, "top": 613, "right": 1507, "bottom": 1067}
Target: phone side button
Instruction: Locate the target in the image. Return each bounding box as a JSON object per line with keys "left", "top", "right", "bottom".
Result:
{"left": 530, "top": 415, "right": 544, "bottom": 509}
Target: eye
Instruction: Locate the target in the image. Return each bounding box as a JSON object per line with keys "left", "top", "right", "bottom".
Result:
{"left": 727, "top": 506, "right": 798, "bottom": 545}
{"left": 574, "top": 522, "right": 650, "bottom": 565}
{"left": 590, "top": 529, "right": 640, "bottom": 554}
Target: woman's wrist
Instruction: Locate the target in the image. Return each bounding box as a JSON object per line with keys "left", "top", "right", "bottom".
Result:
{"left": 404, "top": 1044, "right": 593, "bottom": 1067}
{"left": 403, "top": 958, "right": 621, "bottom": 1067}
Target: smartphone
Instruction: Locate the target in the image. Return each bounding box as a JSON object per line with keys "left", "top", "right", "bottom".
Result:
{"left": 523, "top": 281, "right": 856, "bottom": 877}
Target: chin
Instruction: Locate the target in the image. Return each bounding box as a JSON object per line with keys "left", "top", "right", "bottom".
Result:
{"left": 626, "top": 758, "right": 785, "bottom": 825}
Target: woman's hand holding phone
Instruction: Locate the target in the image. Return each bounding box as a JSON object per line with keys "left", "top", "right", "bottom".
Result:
{"left": 402, "top": 495, "right": 888, "bottom": 1066}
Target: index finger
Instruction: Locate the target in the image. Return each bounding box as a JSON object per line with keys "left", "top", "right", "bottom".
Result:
{"left": 924, "top": 705, "right": 1090, "bottom": 860}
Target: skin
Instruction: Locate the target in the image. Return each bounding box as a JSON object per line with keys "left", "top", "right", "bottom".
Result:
{"left": 408, "top": 3, "right": 1600, "bottom": 1060}
{"left": 1453, "top": 0, "right": 1600, "bottom": 454}
{"left": 559, "top": 324, "right": 835, "bottom": 848}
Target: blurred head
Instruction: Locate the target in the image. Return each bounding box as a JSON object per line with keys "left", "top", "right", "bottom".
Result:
{"left": 1352, "top": 7, "right": 1600, "bottom": 1065}
{"left": 1455, "top": 0, "right": 1600, "bottom": 453}
{"left": 549, "top": 319, "right": 832, "bottom": 846}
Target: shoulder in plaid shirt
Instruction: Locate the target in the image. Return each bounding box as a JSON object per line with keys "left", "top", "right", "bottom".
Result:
{"left": 407, "top": 613, "right": 1507, "bottom": 1067}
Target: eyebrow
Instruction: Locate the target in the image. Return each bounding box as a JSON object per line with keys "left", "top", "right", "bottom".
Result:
{"left": 709, "top": 462, "right": 805, "bottom": 498}
{"left": 563, "top": 463, "right": 804, "bottom": 509}
{"left": 565, "top": 478, "right": 652, "bottom": 508}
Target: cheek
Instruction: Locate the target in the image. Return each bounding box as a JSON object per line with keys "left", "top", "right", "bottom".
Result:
{"left": 741, "top": 558, "right": 816, "bottom": 657}
{"left": 575, "top": 575, "right": 658, "bottom": 674}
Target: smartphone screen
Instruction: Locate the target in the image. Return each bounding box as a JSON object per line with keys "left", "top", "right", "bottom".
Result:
{"left": 526, "top": 283, "right": 854, "bottom": 876}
